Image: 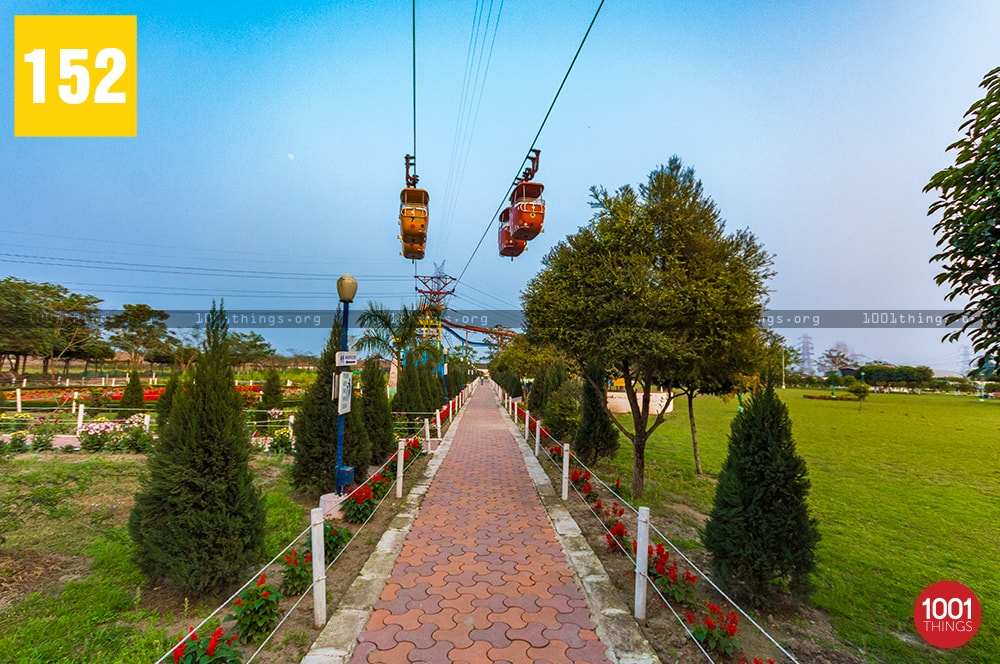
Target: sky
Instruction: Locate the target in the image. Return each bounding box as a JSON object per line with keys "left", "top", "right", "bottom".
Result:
{"left": 2, "top": 0, "right": 999, "bottom": 372}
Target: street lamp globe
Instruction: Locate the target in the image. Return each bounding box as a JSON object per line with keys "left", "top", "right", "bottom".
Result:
{"left": 337, "top": 274, "right": 358, "bottom": 303}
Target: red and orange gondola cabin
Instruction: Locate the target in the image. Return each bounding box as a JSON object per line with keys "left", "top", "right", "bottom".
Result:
{"left": 498, "top": 207, "right": 526, "bottom": 257}
{"left": 399, "top": 187, "right": 429, "bottom": 241}
{"left": 508, "top": 181, "right": 545, "bottom": 241}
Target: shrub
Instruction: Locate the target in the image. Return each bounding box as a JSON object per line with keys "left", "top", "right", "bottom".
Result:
{"left": 30, "top": 418, "right": 56, "bottom": 451}
{"left": 227, "top": 574, "right": 282, "bottom": 644}
{"left": 119, "top": 371, "right": 145, "bottom": 410}
{"left": 684, "top": 602, "right": 741, "bottom": 656}
{"left": 171, "top": 626, "right": 243, "bottom": 664}
{"left": 575, "top": 361, "right": 619, "bottom": 465}
{"left": 543, "top": 379, "right": 582, "bottom": 442}
{"left": 703, "top": 384, "right": 819, "bottom": 601}
{"left": 129, "top": 302, "right": 265, "bottom": 595}
{"left": 8, "top": 430, "right": 29, "bottom": 453}
{"left": 269, "top": 428, "right": 292, "bottom": 454}
{"left": 279, "top": 549, "right": 312, "bottom": 596}
{"left": 361, "top": 358, "right": 394, "bottom": 463}
{"left": 342, "top": 484, "right": 375, "bottom": 524}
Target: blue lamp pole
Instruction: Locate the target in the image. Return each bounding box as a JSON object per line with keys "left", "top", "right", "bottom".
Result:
{"left": 335, "top": 274, "right": 358, "bottom": 494}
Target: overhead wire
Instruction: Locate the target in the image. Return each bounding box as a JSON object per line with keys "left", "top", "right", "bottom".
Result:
{"left": 456, "top": 0, "right": 606, "bottom": 283}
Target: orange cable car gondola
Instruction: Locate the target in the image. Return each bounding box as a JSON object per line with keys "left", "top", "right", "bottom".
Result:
{"left": 399, "top": 154, "right": 428, "bottom": 259}
{"left": 498, "top": 207, "right": 526, "bottom": 257}
{"left": 508, "top": 149, "right": 545, "bottom": 241}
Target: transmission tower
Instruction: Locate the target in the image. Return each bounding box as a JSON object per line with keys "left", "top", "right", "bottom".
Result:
{"left": 414, "top": 263, "right": 456, "bottom": 346}
{"left": 799, "top": 334, "right": 815, "bottom": 376}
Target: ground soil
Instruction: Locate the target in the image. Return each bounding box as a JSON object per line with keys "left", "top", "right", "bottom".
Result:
{"left": 537, "top": 455, "right": 868, "bottom": 664}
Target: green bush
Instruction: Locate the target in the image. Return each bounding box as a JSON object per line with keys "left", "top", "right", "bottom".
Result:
{"left": 227, "top": 574, "right": 282, "bottom": 644}
{"left": 703, "top": 385, "right": 819, "bottom": 601}
{"left": 542, "top": 379, "right": 582, "bottom": 443}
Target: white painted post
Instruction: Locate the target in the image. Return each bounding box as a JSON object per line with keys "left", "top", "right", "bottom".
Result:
{"left": 16, "top": 388, "right": 22, "bottom": 413}
{"left": 395, "top": 439, "right": 405, "bottom": 498}
{"left": 143, "top": 414, "right": 151, "bottom": 432}
{"left": 287, "top": 379, "right": 292, "bottom": 387}
{"left": 435, "top": 409, "right": 441, "bottom": 439}
{"left": 423, "top": 418, "right": 430, "bottom": 441}
{"left": 534, "top": 419, "right": 541, "bottom": 457}
{"left": 21, "top": 377, "right": 27, "bottom": 388}
{"left": 635, "top": 507, "right": 650, "bottom": 620}
{"left": 562, "top": 443, "right": 570, "bottom": 501}
{"left": 311, "top": 507, "right": 326, "bottom": 628}
{"left": 72, "top": 391, "right": 79, "bottom": 414}
{"left": 288, "top": 415, "right": 295, "bottom": 447}
{"left": 101, "top": 376, "right": 106, "bottom": 386}
{"left": 111, "top": 378, "right": 117, "bottom": 387}
{"left": 448, "top": 400, "right": 454, "bottom": 424}
{"left": 524, "top": 409, "right": 530, "bottom": 438}
{"left": 77, "top": 404, "right": 85, "bottom": 433}
{"left": 249, "top": 379, "right": 253, "bottom": 387}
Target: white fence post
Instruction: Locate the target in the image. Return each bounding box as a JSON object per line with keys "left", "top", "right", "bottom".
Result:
{"left": 21, "top": 378, "right": 27, "bottom": 388}
{"left": 562, "top": 442, "right": 570, "bottom": 501}
{"left": 423, "top": 418, "right": 430, "bottom": 441}
{"left": 111, "top": 378, "right": 117, "bottom": 387}
{"left": 143, "top": 414, "right": 151, "bottom": 432}
{"left": 102, "top": 376, "right": 106, "bottom": 386}
{"left": 311, "top": 507, "right": 326, "bottom": 628}
{"left": 435, "top": 409, "right": 441, "bottom": 439}
{"left": 534, "top": 418, "right": 541, "bottom": 457}
{"left": 395, "top": 439, "right": 405, "bottom": 499}
{"left": 524, "top": 409, "right": 530, "bottom": 438}
{"left": 289, "top": 415, "right": 295, "bottom": 447}
{"left": 72, "top": 391, "right": 79, "bottom": 414}
{"left": 635, "top": 506, "right": 650, "bottom": 621}
{"left": 15, "top": 388, "right": 21, "bottom": 413}
{"left": 77, "top": 403, "right": 85, "bottom": 433}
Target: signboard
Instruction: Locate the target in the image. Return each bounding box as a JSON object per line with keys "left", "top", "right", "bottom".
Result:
{"left": 335, "top": 351, "right": 358, "bottom": 367}
{"left": 338, "top": 372, "right": 353, "bottom": 414}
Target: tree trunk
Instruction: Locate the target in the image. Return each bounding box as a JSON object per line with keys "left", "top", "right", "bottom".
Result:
{"left": 632, "top": 426, "right": 647, "bottom": 500}
{"left": 688, "top": 392, "right": 703, "bottom": 475}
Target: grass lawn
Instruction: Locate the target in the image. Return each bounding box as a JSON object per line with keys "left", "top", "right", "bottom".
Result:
{"left": 598, "top": 390, "right": 1000, "bottom": 663}
{"left": 0, "top": 454, "right": 307, "bottom": 664}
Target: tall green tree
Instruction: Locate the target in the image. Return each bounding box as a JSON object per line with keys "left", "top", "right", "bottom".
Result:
{"left": 703, "top": 384, "right": 819, "bottom": 601}
{"left": 119, "top": 370, "right": 144, "bottom": 410}
{"left": 361, "top": 358, "right": 394, "bottom": 463}
{"left": 156, "top": 372, "right": 179, "bottom": 431}
{"left": 128, "top": 302, "right": 264, "bottom": 595}
{"left": 293, "top": 315, "right": 370, "bottom": 492}
{"left": 230, "top": 332, "right": 275, "bottom": 370}
{"left": 356, "top": 303, "right": 422, "bottom": 383}
{"left": 523, "top": 158, "right": 772, "bottom": 498}
{"left": 925, "top": 65, "right": 1000, "bottom": 371}
{"left": 575, "top": 361, "right": 619, "bottom": 465}
{"left": 105, "top": 303, "right": 169, "bottom": 371}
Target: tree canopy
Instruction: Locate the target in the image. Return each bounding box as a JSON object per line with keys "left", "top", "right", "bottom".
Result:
{"left": 925, "top": 65, "right": 1000, "bottom": 371}
{"left": 523, "top": 157, "right": 772, "bottom": 498}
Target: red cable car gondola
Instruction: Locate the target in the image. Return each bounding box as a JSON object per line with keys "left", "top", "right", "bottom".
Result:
{"left": 508, "top": 149, "right": 545, "bottom": 241}
{"left": 498, "top": 207, "right": 526, "bottom": 257}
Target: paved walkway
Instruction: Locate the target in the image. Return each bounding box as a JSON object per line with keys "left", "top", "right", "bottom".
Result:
{"left": 348, "top": 386, "right": 612, "bottom": 663}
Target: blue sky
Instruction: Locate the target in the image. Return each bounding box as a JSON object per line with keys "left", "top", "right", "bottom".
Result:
{"left": 3, "top": 0, "right": 999, "bottom": 370}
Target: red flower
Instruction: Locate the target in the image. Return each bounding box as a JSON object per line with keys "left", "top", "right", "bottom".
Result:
{"left": 594, "top": 499, "right": 602, "bottom": 511}
{"left": 704, "top": 617, "right": 717, "bottom": 631}
{"left": 227, "top": 634, "right": 239, "bottom": 646}
{"left": 305, "top": 553, "right": 312, "bottom": 564}
{"left": 256, "top": 573, "right": 266, "bottom": 587}
{"left": 173, "top": 643, "right": 186, "bottom": 663}
{"left": 207, "top": 627, "right": 223, "bottom": 656}
{"left": 233, "top": 598, "right": 243, "bottom": 607}
{"left": 655, "top": 562, "right": 666, "bottom": 576}
{"left": 684, "top": 610, "right": 695, "bottom": 625}
{"left": 262, "top": 590, "right": 270, "bottom": 598}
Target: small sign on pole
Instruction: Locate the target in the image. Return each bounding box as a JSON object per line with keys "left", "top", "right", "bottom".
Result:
{"left": 338, "top": 372, "right": 353, "bottom": 414}
{"left": 335, "top": 351, "right": 358, "bottom": 367}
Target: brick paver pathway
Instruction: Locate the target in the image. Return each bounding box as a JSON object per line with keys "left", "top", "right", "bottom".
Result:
{"left": 349, "top": 387, "right": 612, "bottom": 663}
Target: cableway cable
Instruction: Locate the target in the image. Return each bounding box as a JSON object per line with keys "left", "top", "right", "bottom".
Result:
{"left": 456, "top": 0, "right": 606, "bottom": 283}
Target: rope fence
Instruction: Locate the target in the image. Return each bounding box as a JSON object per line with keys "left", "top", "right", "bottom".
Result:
{"left": 495, "top": 384, "right": 798, "bottom": 664}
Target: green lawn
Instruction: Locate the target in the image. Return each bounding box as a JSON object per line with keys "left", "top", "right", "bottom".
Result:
{"left": 599, "top": 390, "right": 1000, "bottom": 663}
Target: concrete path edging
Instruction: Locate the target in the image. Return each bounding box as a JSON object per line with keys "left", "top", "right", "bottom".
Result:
{"left": 498, "top": 403, "right": 661, "bottom": 664}
{"left": 301, "top": 390, "right": 474, "bottom": 664}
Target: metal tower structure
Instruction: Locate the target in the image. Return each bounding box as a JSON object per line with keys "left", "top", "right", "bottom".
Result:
{"left": 799, "top": 333, "right": 815, "bottom": 376}
{"left": 414, "top": 263, "right": 456, "bottom": 346}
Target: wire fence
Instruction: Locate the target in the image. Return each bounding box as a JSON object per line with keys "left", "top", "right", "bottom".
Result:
{"left": 500, "top": 391, "right": 798, "bottom": 664}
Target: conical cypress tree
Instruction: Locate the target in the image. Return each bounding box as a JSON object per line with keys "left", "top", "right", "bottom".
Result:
{"left": 343, "top": 391, "right": 372, "bottom": 471}
{"left": 575, "top": 362, "right": 619, "bottom": 465}
{"left": 362, "top": 358, "right": 394, "bottom": 463}
{"left": 128, "top": 302, "right": 264, "bottom": 595}
{"left": 156, "top": 372, "right": 179, "bottom": 431}
{"left": 703, "top": 384, "right": 819, "bottom": 601}
{"left": 120, "top": 370, "right": 144, "bottom": 411}
{"left": 527, "top": 364, "right": 548, "bottom": 413}
{"left": 293, "top": 315, "right": 369, "bottom": 492}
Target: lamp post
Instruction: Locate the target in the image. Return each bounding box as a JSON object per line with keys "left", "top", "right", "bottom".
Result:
{"left": 335, "top": 274, "right": 358, "bottom": 494}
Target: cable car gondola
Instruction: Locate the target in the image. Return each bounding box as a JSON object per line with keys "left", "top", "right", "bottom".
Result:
{"left": 508, "top": 149, "right": 545, "bottom": 241}
{"left": 399, "top": 154, "right": 428, "bottom": 260}
{"left": 498, "top": 207, "right": 526, "bottom": 257}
